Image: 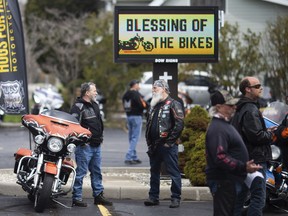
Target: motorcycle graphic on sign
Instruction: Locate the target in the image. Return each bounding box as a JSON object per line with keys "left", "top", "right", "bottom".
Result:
{"left": 118, "top": 34, "right": 154, "bottom": 52}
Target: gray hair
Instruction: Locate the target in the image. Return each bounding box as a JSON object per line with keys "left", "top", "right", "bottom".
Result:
{"left": 80, "top": 82, "right": 95, "bottom": 97}
{"left": 208, "top": 106, "right": 218, "bottom": 117}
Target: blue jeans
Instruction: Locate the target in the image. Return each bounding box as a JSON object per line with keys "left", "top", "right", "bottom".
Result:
{"left": 126, "top": 115, "right": 142, "bottom": 161}
{"left": 148, "top": 144, "right": 181, "bottom": 201}
{"left": 72, "top": 144, "right": 104, "bottom": 201}
{"left": 234, "top": 162, "right": 267, "bottom": 216}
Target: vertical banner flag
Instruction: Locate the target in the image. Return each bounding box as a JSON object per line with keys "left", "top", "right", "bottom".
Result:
{"left": 0, "top": 0, "right": 28, "bottom": 115}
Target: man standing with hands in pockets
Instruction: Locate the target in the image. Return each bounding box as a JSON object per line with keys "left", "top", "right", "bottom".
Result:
{"left": 122, "top": 79, "right": 147, "bottom": 165}
{"left": 144, "top": 80, "right": 184, "bottom": 208}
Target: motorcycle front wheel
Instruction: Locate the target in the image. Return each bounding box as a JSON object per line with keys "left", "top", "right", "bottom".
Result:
{"left": 34, "top": 173, "right": 54, "bottom": 213}
{"left": 143, "top": 42, "right": 153, "bottom": 51}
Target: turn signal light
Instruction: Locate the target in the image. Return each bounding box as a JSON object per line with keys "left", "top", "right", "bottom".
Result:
{"left": 276, "top": 165, "right": 282, "bottom": 173}
{"left": 267, "top": 178, "right": 275, "bottom": 186}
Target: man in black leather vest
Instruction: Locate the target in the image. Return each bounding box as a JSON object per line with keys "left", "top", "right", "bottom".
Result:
{"left": 144, "top": 80, "right": 184, "bottom": 208}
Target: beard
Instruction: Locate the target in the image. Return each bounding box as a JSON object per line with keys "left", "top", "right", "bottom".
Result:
{"left": 150, "top": 92, "right": 163, "bottom": 107}
{"left": 229, "top": 110, "right": 236, "bottom": 119}
{"left": 91, "top": 95, "right": 97, "bottom": 103}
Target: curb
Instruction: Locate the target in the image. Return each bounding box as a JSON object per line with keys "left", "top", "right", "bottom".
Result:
{"left": 0, "top": 168, "right": 212, "bottom": 201}
{"left": 0, "top": 122, "right": 21, "bottom": 128}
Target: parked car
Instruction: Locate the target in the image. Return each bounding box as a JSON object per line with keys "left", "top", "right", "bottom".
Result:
{"left": 0, "top": 108, "right": 4, "bottom": 121}
{"left": 139, "top": 71, "right": 216, "bottom": 108}
{"left": 139, "top": 71, "right": 154, "bottom": 103}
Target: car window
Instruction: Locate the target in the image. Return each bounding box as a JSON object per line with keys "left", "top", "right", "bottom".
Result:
{"left": 145, "top": 77, "right": 153, "bottom": 84}
{"left": 185, "top": 76, "right": 213, "bottom": 86}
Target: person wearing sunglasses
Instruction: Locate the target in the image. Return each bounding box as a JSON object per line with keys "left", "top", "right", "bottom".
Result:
{"left": 231, "top": 77, "right": 275, "bottom": 216}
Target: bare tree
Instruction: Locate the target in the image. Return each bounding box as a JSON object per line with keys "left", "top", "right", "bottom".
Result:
{"left": 262, "top": 16, "right": 288, "bottom": 101}
{"left": 24, "top": 17, "right": 50, "bottom": 84}
{"left": 26, "top": 10, "right": 88, "bottom": 93}
{"left": 179, "top": 22, "right": 265, "bottom": 96}
{"left": 18, "top": 2, "right": 43, "bottom": 84}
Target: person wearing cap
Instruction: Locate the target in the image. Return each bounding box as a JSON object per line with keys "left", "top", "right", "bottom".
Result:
{"left": 231, "top": 77, "right": 274, "bottom": 216}
{"left": 144, "top": 79, "right": 184, "bottom": 208}
{"left": 205, "top": 89, "right": 262, "bottom": 216}
{"left": 122, "top": 79, "right": 147, "bottom": 165}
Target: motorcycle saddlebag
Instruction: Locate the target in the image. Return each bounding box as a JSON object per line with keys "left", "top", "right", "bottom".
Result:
{"left": 14, "top": 148, "right": 32, "bottom": 174}
{"left": 14, "top": 148, "right": 32, "bottom": 160}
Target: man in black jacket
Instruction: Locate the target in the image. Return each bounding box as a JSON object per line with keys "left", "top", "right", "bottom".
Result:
{"left": 206, "top": 90, "right": 262, "bottom": 216}
{"left": 70, "top": 82, "right": 112, "bottom": 207}
{"left": 144, "top": 80, "right": 184, "bottom": 208}
{"left": 231, "top": 77, "right": 274, "bottom": 216}
{"left": 122, "top": 80, "right": 147, "bottom": 165}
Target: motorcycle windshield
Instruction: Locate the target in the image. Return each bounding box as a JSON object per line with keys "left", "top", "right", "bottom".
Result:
{"left": 262, "top": 101, "right": 288, "bottom": 128}
{"left": 40, "top": 110, "right": 79, "bottom": 124}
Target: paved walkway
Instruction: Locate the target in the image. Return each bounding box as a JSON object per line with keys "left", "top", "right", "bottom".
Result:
{"left": 0, "top": 167, "right": 212, "bottom": 201}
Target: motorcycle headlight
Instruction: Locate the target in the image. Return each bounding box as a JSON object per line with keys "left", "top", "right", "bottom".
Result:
{"left": 47, "top": 137, "right": 63, "bottom": 152}
{"left": 271, "top": 145, "right": 281, "bottom": 160}
{"left": 67, "top": 143, "right": 76, "bottom": 153}
{"left": 34, "top": 135, "right": 45, "bottom": 145}
{"left": 33, "top": 94, "right": 41, "bottom": 104}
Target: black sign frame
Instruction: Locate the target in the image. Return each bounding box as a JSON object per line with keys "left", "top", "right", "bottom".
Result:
{"left": 114, "top": 6, "right": 219, "bottom": 63}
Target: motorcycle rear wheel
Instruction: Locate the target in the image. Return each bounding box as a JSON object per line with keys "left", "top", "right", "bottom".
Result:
{"left": 34, "top": 173, "right": 54, "bottom": 213}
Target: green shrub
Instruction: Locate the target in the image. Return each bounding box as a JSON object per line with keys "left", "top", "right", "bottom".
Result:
{"left": 3, "top": 115, "right": 22, "bottom": 123}
{"left": 184, "top": 133, "right": 207, "bottom": 186}
{"left": 179, "top": 106, "right": 210, "bottom": 186}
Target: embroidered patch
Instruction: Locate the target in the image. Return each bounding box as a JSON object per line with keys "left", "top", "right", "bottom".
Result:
{"left": 160, "top": 132, "right": 168, "bottom": 137}
{"left": 163, "top": 105, "right": 170, "bottom": 110}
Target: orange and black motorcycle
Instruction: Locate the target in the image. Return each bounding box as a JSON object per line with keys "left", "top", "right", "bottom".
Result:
{"left": 14, "top": 110, "right": 91, "bottom": 213}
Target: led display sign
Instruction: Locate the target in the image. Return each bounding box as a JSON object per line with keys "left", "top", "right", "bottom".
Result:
{"left": 114, "top": 6, "right": 219, "bottom": 63}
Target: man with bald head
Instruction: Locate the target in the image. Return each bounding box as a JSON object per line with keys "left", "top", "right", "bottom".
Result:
{"left": 144, "top": 80, "right": 184, "bottom": 209}
{"left": 231, "top": 77, "right": 274, "bottom": 216}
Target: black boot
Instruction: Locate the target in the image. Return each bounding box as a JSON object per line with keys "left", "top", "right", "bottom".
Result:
{"left": 94, "top": 192, "right": 113, "bottom": 206}
{"left": 144, "top": 198, "right": 159, "bottom": 206}
{"left": 72, "top": 199, "right": 87, "bottom": 207}
{"left": 169, "top": 199, "right": 180, "bottom": 208}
